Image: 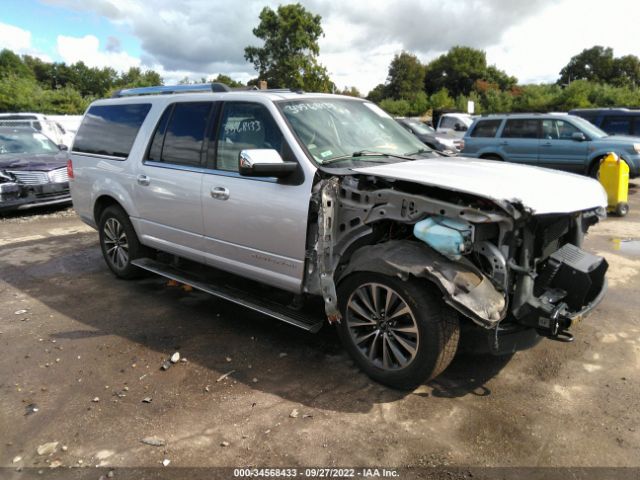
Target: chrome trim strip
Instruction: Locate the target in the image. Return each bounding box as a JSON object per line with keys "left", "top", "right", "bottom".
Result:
{"left": 71, "top": 151, "right": 127, "bottom": 161}
{"left": 142, "top": 161, "right": 278, "bottom": 183}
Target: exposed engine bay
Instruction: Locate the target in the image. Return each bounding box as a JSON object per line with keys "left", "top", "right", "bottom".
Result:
{"left": 304, "top": 173, "right": 608, "bottom": 349}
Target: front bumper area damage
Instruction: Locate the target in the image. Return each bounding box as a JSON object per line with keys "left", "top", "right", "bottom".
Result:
{"left": 0, "top": 180, "right": 71, "bottom": 211}
{"left": 512, "top": 243, "right": 608, "bottom": 340}
{"left": 340, "top": 240, "right": 506, "bottom": 328}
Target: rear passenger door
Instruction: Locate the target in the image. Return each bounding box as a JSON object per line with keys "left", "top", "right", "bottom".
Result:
{"left": 538, "top": 119, "right": 589, "bottom": 173}
{"left": 200, "top": 101, "right": 310, "bottom": 293}
{"left": 133, "top": 101, "right": 216, "bottom": 260}
{"left": 498, "top": 118, "right": 541, "bottom": 165}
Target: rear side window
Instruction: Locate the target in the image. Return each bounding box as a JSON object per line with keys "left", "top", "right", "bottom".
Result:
{"left": 470, "top": 119, "right": 501, "bottom": 137}
{"left": 74, "top": 104, "right": 151, "bottom": 158}
{"left": 602, "top": 116, "right": 632, "bottom": 135}
{"left": 501, "top": 119, "right": 539, "bottom": 139}
{"left": 149, "top": 102, "right": 213, "bottom": 167}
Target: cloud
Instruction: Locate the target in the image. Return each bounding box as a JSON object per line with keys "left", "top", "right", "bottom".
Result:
{"left": 56, "top": 34, "right": 140, "bottom": 71}
{"left": 0, "top": 22, "right": 52, "bottom": 61}
{"left": 105, "top": 35, "right": 121, "bottom": 53}
{"left": 40, "top": 0, "right": 559, "bottom": 92}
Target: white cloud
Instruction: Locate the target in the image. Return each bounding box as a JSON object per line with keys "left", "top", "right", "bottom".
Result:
{"left": 0, "top": 22, "right": 51, "bottom": 61}
{"left": 0, "top": 22, "right": 31, "bottom": 52}
{"left": 56, "top": 34, "right": 140, "bottom": 71}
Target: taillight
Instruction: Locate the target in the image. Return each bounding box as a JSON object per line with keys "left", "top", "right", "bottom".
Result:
{"left": 67, "top": 159, "right": 74, "bottom": 179}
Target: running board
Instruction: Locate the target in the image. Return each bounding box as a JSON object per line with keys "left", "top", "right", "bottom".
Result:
{"left": 131, "top": 257, "right": 324, "bottom": 333}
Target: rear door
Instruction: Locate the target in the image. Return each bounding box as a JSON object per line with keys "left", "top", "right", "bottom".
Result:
{"left": 200, "top": 101, "right": 310, "bottom": 293}
{"left": 498, "top": 118, "right": 540, "bottom": 165}
{"left": 133, "top": 101, "right": 216, "bottom": 259}
{"left": 538, "top": 119, "right": 589, "bottom": 173}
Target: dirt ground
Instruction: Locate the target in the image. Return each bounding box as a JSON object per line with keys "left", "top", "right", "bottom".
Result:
{"left": 1, "top": 183, "right": 639, "bottom": 478}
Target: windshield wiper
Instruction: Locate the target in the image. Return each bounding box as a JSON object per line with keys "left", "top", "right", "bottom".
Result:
{"left": 321, "top": 150, "right": 414, "bottom": 166}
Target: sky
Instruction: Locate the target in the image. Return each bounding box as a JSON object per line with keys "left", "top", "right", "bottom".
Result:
{"left": 1, "top": 0, "right": 639, "bottom": 94}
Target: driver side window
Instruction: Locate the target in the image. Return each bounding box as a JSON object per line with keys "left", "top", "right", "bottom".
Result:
{"left": 215, "top": 102, "right": 283, "bottom": 172}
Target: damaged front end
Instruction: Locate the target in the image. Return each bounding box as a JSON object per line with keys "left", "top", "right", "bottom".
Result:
{"left": 305, "top": 173, "right": 607, "bottom": 353}
{"left": 0, "top": 168, "right": 71, "bottom": 211}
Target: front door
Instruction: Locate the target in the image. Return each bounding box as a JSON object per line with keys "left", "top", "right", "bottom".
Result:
{"left": 133, "top": 101, "right": 215, "bottom": 260}
{"left": 201, "top": 101, "right": 311, "bottom": 293}
{"left": 538, "top": 119, "right": 589, "bottom": 173}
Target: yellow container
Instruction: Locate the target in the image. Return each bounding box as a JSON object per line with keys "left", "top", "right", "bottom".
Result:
{"left": 599, "top": 152, "right": 629, "bottom": 216}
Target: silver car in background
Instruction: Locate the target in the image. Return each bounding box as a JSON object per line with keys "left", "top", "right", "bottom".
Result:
{"left": 69, "top": 83, "right": 608, "bottom": 389}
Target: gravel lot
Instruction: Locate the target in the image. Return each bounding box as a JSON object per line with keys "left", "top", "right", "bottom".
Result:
{"left": 1, "top": 184, "right": 639, "bottom": 478}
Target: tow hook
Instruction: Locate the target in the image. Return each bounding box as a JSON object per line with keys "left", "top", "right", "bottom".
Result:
{"left": 537, "top": 303, "right": 575, "bottom": 343}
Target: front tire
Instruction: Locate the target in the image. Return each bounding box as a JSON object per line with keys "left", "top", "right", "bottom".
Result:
{"left": 99, "top": 205, "right": 146, "bottom": 279}
{"left": 336, "top": 273, "right": 459, "bottom": 389}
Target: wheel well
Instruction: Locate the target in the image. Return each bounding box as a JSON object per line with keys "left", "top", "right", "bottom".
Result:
{"left": 93, "top": 195, "right": 124, "bottom": 224}
{"left": 480, "top": 153, "right": 503, "bottom": 161}
{"left": 588, "top": 155, "right": 607, "bottom": 177}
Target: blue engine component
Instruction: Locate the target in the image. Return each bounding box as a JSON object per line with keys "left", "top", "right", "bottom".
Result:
{"left": 413, "top": 216, "right": 473, "bottom": 260}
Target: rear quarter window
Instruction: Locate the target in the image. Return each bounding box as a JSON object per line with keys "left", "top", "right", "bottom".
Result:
{"left": 470, "top": 119, "right": 502, "bottom": 137}
{"left": 73, "top": 103, "right": 151, "bottom": 159}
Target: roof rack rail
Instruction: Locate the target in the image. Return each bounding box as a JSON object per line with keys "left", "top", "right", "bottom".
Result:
{"left": 112, "top": 82, "right": 232, "bottom": 98}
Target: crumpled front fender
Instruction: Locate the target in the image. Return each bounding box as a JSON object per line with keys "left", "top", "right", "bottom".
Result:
{"left": 339, "top": 240, "right": 506, "bottom": 328}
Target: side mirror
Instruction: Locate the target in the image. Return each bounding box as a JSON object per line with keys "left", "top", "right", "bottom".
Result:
{"left": 58, "top": 144, "right": 68, "bottom": 151}
{"left": 238, "top": 149, "right": 297, "bottom": 177}
{"left": 571, "top": 132, "right": 587, "bottom": 142}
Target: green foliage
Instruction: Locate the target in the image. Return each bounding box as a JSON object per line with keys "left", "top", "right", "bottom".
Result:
{"left": 366, "top": 83, "right": 387, "bottom": 103}
{"left": 210, "top": 74, "right": 245, "bottom": 88}
{"left": 423, "top": 46, "right": 514, "bottom": 97}
{"left": 244, "top": 3, "right": 333, "bottom": 91}
{"left": 559, "top": 46, "right": 640, "bottom": 88}
{"left": 386, "top": 51, "right": 425, "bottom": 99}
{"left": 0, "top": 49, "right": 165, "bottom": 114}
{"left": 429, "top": 88, "right": 455, "bottom": 110}
{"left": 338, "top": 86, "right": 362, "bottom": 97}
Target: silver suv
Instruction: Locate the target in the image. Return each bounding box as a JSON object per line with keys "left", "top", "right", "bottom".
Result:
{"left": 69, "top": 83, "right": 609, "bottom": 389}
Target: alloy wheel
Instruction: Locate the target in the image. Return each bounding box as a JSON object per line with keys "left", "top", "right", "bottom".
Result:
{"left": 103, "top": 217, "right": 129, "bottom": 270}
{"left": 346, "top": 282, "right": 419, "bottom": 370}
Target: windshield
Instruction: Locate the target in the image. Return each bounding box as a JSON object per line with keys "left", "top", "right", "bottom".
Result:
{"left": 570, "top": 116, "right": 608, "bottom": 139}
{"left": 279, "top": 99, "right": 430, "bottom": 165}
{"left": 0, "top": 130, "right": 59, "bottom": 155}
{"left": 403, "top": 119, "right": 435, "bottom": 135}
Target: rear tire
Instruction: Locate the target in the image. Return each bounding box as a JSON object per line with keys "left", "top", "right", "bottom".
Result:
{"left": 98, "top": 205, "right": 146, "bottom": 279}
{"left": 480, "top": 154, "right": 503, "bottom": 161}
{"left": 336, "top": 273, "right": 459, "bottom": 390}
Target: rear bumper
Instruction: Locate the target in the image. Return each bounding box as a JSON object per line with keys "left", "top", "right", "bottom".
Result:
{"left": 0, "top": 181, "right": 71, "bottom": 212}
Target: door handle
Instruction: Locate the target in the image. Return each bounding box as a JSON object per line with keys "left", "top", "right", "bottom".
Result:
{"left": 499, "top": 141, "right": 508, "bottom": 146}
{"left": 137, "top": 174, "right": 150, "bottom": 186}
{"left": 210, "top": 186, "right": 230, "bottom": 200}
{"left": 541, "top": 142, "right": 552, "bottom": 147}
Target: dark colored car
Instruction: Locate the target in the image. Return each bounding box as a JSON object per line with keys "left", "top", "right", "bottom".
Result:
{"left": 0, "top": 127, "right": 71, "bottom": 211}
{"left": 569, "top": 108, "right": 640, "bottom": 137}
{"left": 395, "top": 117, "right": 462, "bottom": 153}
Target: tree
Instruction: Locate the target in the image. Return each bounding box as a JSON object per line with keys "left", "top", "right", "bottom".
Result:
{"left": 386, "top": 51, "right": 425, "bottom": 99}
{"left": 424, "top": 46, "right": 515, "bottom": 97}
{"left": 366, "top": 83, "right": 387, "bottom": 103}
{"left": 558, "top": 46, "right": 616, "bottom": 85}
{"left": 339, "top": 86, "right": 361, "bottom": 97}
{"left": 0, "top": 49, "right": 33, "bottom": 79}
{"left": 244, "top": 3, "right": 333, "bottom": 91}
{"left": 211, "top": 74, "right": 245, "bottom": 88}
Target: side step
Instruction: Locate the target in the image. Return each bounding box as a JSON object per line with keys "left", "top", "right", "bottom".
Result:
{"left": 131, "top": 257, "right": 325, "bottom": 333}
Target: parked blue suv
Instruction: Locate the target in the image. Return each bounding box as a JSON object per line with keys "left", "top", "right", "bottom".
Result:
{"left": 462, "top": 113, "right": 640, "bottom": 178}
